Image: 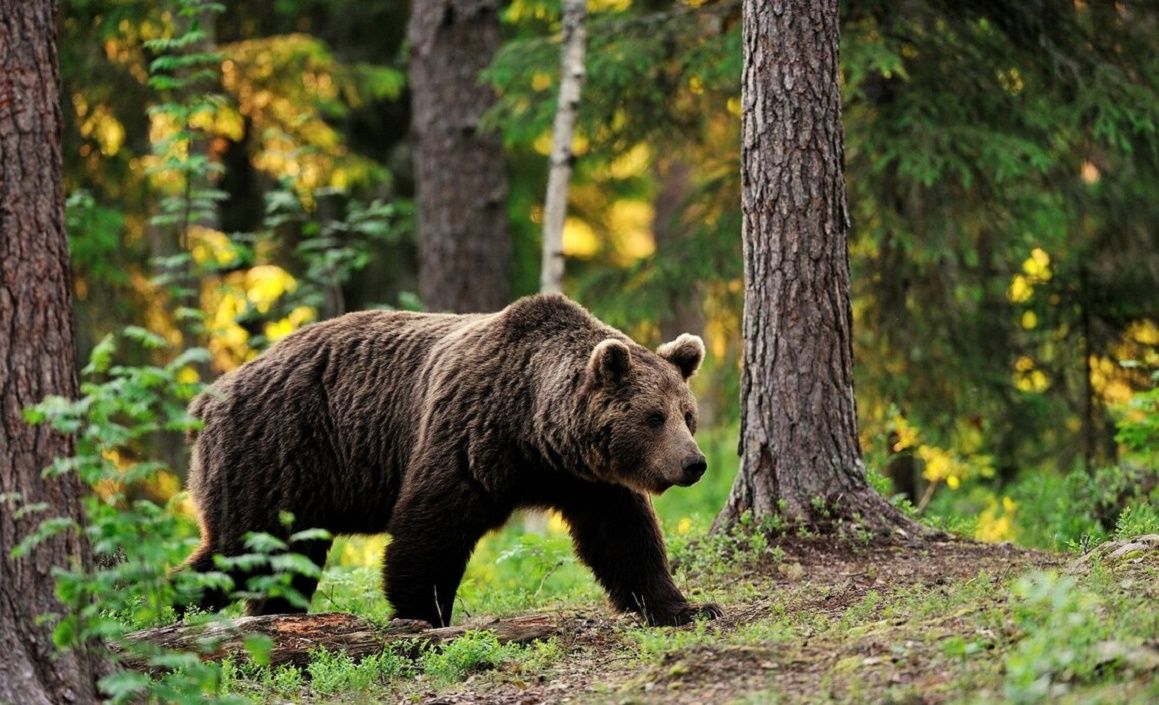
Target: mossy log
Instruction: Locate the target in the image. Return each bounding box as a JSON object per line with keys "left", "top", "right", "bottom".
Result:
{"left": 113, "top": 612, "right": 558, "bottom": 670}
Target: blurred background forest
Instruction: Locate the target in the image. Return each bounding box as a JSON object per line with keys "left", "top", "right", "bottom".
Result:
{"left": 61, "top": 0, "right": 1157, "bottom": 550}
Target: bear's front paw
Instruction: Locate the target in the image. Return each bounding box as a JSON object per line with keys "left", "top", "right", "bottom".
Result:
{"left": 648, "top": 601, "right": 723, "bottom": 626}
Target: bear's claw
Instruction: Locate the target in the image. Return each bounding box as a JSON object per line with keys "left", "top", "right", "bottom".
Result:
{"left": 650, "top": 601, "right": 724, "bottom": 626}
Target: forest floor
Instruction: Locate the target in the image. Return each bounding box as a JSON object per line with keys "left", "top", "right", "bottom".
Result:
{"left": 226, "top": 534, "right": 1159, "bottom": 704}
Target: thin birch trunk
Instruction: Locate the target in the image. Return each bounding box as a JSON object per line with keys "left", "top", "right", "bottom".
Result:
{"left": 523, "top": 0, "right": 588, "bottom": 533}
{"left": 539, "top": 0, "right": 587, "bottom": 295}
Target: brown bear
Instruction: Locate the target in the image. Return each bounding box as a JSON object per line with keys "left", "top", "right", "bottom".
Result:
{"left": 183, "top": 293, "right": 720, "bottom": 626}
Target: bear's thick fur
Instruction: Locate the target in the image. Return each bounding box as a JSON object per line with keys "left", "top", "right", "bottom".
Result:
{"left": 184, "top": 294, "right": 719, "bottom": 626}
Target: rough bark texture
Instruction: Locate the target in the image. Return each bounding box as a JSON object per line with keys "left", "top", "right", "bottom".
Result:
{"left": 539, "top": 0, "right": 587, "bottom": 295}
{"left": 716, "top": 0, "right": 918, "bottom": 536}
{"left": 409, "top": 0, "right": 511, "bottom": 313}
{"left": 115, "top": 613, "right": 558, "bottom": 670}
{"left": 0, "top": 1, "right": 103, "bottom": 702}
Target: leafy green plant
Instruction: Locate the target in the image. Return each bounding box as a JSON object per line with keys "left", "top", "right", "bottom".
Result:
{"left": 218, "top": 658, "right": 304, "bottom": 700}
{"left": 420, "top": 630, "right": 512, "bottom": 684}
{"left": 1116, "top": 364, "right": 1159, "bottom": 466}
{"left": 17, "top": 329, "right": 327, "bottom": 703}
{"left": 1001, "top": 471, "right": 1107, "bottom": 552}
{"left": 259, "top": 186, "right": 413, "bottom": 322}
{"left": 313, "top": 562, "right": 392, "bottom": 618}
{"left": 1005, "top": 572, "right": 1112, "bottom": 703}
{"left": 629, "top": 618, "right": 715, "bottom": 663}
{"left": 455, "top": 527, "right": 598, "bottom": 616}
{"left": 1113, "top": 504, "right": 1159, "bottom": 541}
{"left": 306, "top": 646, "right": 409, "bottom": 695}
{"left": 144, "top": 0, "right": 228, "bottom": 312}
{"left": 262, "top": 664, "right": 306, "bottom": 697}
{"left": 19, "top": 331, "right": 228, "bottom": 703}
{"left": 66, "top": 190, "right": 130, "bottom": 287}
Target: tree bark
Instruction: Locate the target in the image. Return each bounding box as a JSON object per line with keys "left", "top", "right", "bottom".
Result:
{"left": 540, "top": 0, "right": 586, "bottom": 295}
{"left": 115, "top": 613, "right": 558, "bottom": 670}
{"left": 409, "top": 0, "right": 511, "bottom": 313}
{"left": 0, "top": 1, "right": 103, "bottom": 702}
{"left": 715, "top": 0, "right": 918, "bottom": 537}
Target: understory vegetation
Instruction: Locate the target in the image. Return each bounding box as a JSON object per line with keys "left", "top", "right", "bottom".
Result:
{"left": 6, "top": 0, "right": 1157, "bottom": 702}
{"left": 14, "top": 334, "right": 1157, "bottom": 703}
{"left": 152, "top": 524, "right": 1159, "bottom": 704}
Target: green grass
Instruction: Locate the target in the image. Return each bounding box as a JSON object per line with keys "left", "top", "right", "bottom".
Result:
{"left": 215, "top": 520, "right": 1159, "bottom": 704}
{"left": 210, "top": 421, "right": 1159, "bottom": 703}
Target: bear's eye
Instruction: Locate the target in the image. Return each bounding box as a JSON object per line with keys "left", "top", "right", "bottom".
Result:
{"left": 684, "top": 412, "right": 694, "bottom": 429}
{"left": 646, "top": 412, "right": 666, "bottom": 429}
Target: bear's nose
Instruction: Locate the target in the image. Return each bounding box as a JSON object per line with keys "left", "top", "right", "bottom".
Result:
{"left": 682, "top": 455, "right": 708, "bottom": 483}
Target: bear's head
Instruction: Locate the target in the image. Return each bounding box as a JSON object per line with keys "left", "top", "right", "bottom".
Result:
{"left": 580, "top": 333, "right": 708, "bottom": 494}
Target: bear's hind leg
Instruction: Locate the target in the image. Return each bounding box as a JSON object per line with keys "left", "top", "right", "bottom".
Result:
{"left": 384, "top": 480, "right": 499, "bottom": 627}
{"left": 245, "top": 535, "right": 333, "bottom": 616}
{"left": 175, "top": 541, "right": 231, "bottom": 618}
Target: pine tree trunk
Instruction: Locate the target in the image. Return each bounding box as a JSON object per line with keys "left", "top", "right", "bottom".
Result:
{"left": 539, "top": 0, "right": 586, "bottom": 295}
{"left": 409, "top": 0, "right": 511, "bottom": 313}
{"left": 0, "top": 1, "right": 103, "bottom": 701}
{"left": 715, "top": 0, "right": 918, "bottom": 537}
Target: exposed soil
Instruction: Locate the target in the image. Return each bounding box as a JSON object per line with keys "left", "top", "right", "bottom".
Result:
{"left": 404, "top": 539, "right": 1068, "bottom": 705}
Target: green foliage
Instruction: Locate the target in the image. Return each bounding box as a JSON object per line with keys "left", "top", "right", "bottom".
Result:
{"left": 420, "top": 630, "right": 512, "bottom": 685}
{"left": 145, "top": 0, "right": 227, "bottom": 239}
{"left": 258, "top": 187, "right": 413, "bottom": 322}
{"left": 32, "top": 0, "right": 1159, "bottom": 700}
{"left": 312, "top": 563, "right": 392, "bottom": 618}
{"left": 222, "top": 646, "right": 413, "bottom": 701}
{"left": 19, "top": 332, "right": 217, "bottom": 702}
{"left": 919, "top": 376, "right": 1159, "bottom": 551}
{"left": 1005, "top": 573, "right": 1113, "bottom": 702}
{"left": 630, "top": 618, "right": 715, "bottom": 663}
{"left": 1116, "top": 364, "right": 1159, "bottom": 467}
{"left": 18, "top": 331, "right": 325, "bottom": 703}
{"left": 306, "top": 647, "right": 409, "bottom": 695}
{"left": 1004, "top": 471, "right": 1107, "bottom": 552}
{"left": 841, "top": 1, "right": 1159, "bottom": 474}
{"left": 256, "top": 663, "right": 305, "bottom": 698}
{"left": 487, "top": 1, "right": 740, "bottom": 153}
{"left": 456, "top": 525, "right": 599, "bottom": 617}
{"left": 66, "top": 191, "right": 130, "bottom": 286}
{"left": 1114, "top": 504, "right": 1159, "bottom": 541}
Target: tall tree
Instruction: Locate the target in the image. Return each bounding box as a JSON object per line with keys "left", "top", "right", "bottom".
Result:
{"left": 539, "top": 0, "right": 587, "bottom": 295}
{"left": 409, "top": 0, "right": 511, "bottom": 312}
{"left": 715, "top": 0, "right": 916, "bottom": 535}
{"left": 0, "top": 1, "right": 103, "bottom": 701}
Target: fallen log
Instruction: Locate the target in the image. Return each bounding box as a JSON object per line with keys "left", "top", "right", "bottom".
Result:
{"left": 113, "top": 612, "right": 558, "bottom": 670}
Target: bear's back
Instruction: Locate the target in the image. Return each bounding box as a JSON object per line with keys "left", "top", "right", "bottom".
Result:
{"left": 187, "top": 309, "right": 486, "bottom": 533}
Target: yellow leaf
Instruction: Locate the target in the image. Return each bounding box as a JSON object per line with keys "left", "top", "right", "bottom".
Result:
{"left": 1007, "top": 274, "right": 1033, "bottom": 303}
{"left": 531, "top": 72, "right": 552, "bottom": 91}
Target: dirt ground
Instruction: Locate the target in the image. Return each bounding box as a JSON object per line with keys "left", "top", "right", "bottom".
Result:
{"left": 405, "top": 540, "right": 1084, "bottom": 705}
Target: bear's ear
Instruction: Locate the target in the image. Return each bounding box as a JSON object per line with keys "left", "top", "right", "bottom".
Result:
{"left": 657, "top": 333, "right": 705, "bottom": 380}
{"left": 588, "top": 338, "right": 632, "bottom": 385}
